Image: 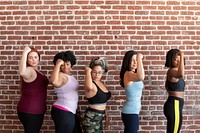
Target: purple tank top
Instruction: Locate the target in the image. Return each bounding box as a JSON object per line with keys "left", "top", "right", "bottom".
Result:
{"left": 17, "top": 70, "right": 49, "bottom": 114}
{"left": 53, "top": 74, "right": 79, "bottom": 114}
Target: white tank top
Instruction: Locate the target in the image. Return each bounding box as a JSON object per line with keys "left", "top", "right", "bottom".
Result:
{"left": 53, "top": 74, "right": 79, "bottom": 114}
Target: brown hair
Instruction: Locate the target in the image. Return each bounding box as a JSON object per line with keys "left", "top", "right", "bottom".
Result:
{"left": 120, "top": 50, "right": 137, "bottom": 87}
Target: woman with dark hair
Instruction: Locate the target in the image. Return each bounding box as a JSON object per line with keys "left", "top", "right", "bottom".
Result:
{"left": 82, "top": 57, "right": 111, "bottom": 133}
{"left": 164, "top": 49, "right": 185, "bottom": 133}
{"left": 119, "top": 50, "right": 144, "bottom": 133}
{"left": 17, "top": 46, "right": 49, "bottom": 133}
{"left": 50, "top": 51, "right": 81, "bottom": 133}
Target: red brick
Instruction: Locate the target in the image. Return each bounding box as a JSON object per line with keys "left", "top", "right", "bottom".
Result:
{"left": 0, "top": 0, "right": 200, "bottom": 132}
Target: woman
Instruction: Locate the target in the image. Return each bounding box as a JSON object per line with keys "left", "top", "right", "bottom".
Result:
{"left": 17, "top": 46, "right": 49, "bottom": 133}
{"left": 164, "top": 49, "right": 185, "bottom": 133}
{"left": 119, "top": 50, "right": 145, "bottom": 133}
{"left": 50, "top": 51, "right": 81, "bottom": 133}
{"left": 83, "top": 57, "right": 111, "bottom": 133}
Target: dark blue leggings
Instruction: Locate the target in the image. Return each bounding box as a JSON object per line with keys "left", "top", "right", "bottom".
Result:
{"left": 121, "top": 113, "right": 139, "bottom": 133}
{"left": 164, "top": 96, "right": 184, "bottom": 133}
{"left": 17, "top": 112, "right": 44, "bottom": 133}
{"left": 51, "top": 106, "right": 76, "bottom": 133}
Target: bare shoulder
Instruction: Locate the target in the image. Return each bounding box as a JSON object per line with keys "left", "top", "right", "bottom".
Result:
{"left": 167, "top": 67, "right": 178, "bottom": 77}
{"left": 125, "top": 71, "right": 137, "bottom": 79}
{"left": 167, "top": 68, "right": 179, "bottom": 82}
{"left": 59, "top": 72, "right": 68, "bottom": 81}
{"left": 23, "top": 67, "right": 37, "bottom": 82}
{"left": 125, "top": 71, "right": 133, "bottom": 76}
{"left": 23, "top": 67, "right": 36, "bottom": 77}
{"left": 85, "top": 82, "right": 97, "bottom": 97}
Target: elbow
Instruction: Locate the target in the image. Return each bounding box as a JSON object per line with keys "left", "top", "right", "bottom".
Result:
{"left": 50, "top": 77, "right": 62, "bottom": 88}
{"left": 50, "top": 78, "right": 57, "bottom": 86}
{"left": 84, "top": 85, "right": 92, "bottom": 91}
{"left": 19, "top": 67, "right": 27, "bottom": 77}
{"left": 51, "top": 81, "right": 60, "bottom": 88}
{"left": 138, "top": 76, "right": 145, "bottom": 81}
{"left": 181, "top": 71, "right": 184, "bottom": 77}
{"left": 19, "top": 72, "right": 23, "bottom": 76}
{"left": 84, "top": 87, "right": 91, "bottom": 92}
{"left": 51, "top": 80, "right": 56, "bottom": 86}
{"left": 19, "top": 71, "right": 25, "bottom": 77}
{"left": 178, "top": 73, "right": 184, "bottom": 78}
{"left": 177, "top": 71, "right": 184, "bottom": 78}
{"left": 137, "top": 74, "right": 145, "bottom": 81}
{"left": 136, "top": 70, "right": 145, "bottom": 81}
{"left": 84, "top": 84, "right": 93, "bottom": 92}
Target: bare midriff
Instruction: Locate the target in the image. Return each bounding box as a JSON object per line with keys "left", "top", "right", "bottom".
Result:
{"left": 89, "top": 104, "right": 106, "bottom": 111}
{"left": 168, "top": 91, "right": 184, "bottom": 99}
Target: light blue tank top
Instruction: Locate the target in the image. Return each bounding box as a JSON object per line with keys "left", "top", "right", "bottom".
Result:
{"left": 122, "top": 81, "right": 144, "bottom": 114}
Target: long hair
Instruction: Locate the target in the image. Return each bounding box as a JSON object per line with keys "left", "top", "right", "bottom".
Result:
{"left": 165, "top": 49, "right": 180, "bottom": 68}
{"left": 89, "top": 57, "right": 108, "bottom": 73}
{"left": 120, "top": 50, "right": 137, "bottom": 87}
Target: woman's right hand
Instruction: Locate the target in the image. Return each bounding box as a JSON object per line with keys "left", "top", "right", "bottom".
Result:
{"left": 85, "top": 66, "right": 92, "bottom": 73}
{"left": 179, "top": 51, "right": 184, "bottom": 57}
{"left": 23, "top": 46, "right": 31, "bottom": 54}
{"left": 137, "top": 53, "right": 143, "bottom": 60}
{"left": 56, "top": 59, "right": 64, "bottom": 66}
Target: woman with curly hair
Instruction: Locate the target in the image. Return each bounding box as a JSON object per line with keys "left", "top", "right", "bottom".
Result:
{"left": 50, "top": 51, "right": 81, "bottom": 133}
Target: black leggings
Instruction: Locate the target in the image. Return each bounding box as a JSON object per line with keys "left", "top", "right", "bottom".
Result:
{"left": 164, "top": 96, "right": 184, "bottom": 133}
{"left": 51, "top": 106, "right": 76, "bottom": 133}
{"left": 121, "top": 113, "right": 139, "bottom": 133}
{"left": 18, "top": 112, "right": 44, "bottom": 133}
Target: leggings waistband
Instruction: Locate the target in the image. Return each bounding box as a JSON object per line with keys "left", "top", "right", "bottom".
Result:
{"left": 168, "top": 96, "right": 184, "bottom": 102}
{"left": 86, "top": 107, "right": 105, "bottom": 114}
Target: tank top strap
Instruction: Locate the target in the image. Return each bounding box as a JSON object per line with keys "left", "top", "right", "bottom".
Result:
{"left": 92, "top": 81, "right": 100, "bottom": 89}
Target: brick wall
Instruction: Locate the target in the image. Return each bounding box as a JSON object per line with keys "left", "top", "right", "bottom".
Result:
{"left": 0, "top": 0, "right": 200, "bottom": 132}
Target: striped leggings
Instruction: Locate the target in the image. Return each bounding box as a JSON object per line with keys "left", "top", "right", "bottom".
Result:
{"left": 164, "top": 96, "right": 184, "bottom": 133}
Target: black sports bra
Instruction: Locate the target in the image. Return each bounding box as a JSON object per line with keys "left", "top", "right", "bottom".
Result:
{"left": 87, "top": 81, "right": 111, "bottom": 105}
{"left": 166, "top": 78, "right": 185, "bottom": 92}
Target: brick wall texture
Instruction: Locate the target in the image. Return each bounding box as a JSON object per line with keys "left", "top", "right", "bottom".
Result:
{"left": 0, "top": 0, "right": 200, "bottom": 132}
